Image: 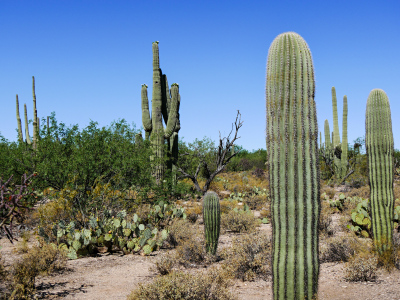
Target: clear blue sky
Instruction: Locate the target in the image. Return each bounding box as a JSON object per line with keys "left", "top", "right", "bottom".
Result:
{"left": 1, "top": 0, "right": 399, "bottom": 151}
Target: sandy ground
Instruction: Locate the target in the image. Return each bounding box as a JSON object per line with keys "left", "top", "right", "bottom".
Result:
{"left": 1, "top": 224, "right": 400, "bottom": 299}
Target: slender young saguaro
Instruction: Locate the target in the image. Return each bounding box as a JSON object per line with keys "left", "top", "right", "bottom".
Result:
{"left": 341, "top": 96, "right": 348, "bottom": 178}
{"left": 16, "top": 95, "right": 23, "bottom": 143}
{"left": 331, "top": 87, "right": 340, "bottom": 147}
{"left": 365, "top": 89, "right": 394, "bottom": 253}
{"left": 24, "top": 104, "right": 31, "bottom": 145}
{"left": 266, "top": 32, "right": 320, "bottom": 300}
{"left": 32, "top": 76, "right": 38, "bottom": 150}
{"left": 324, "top": 120, "right": 331, "bottom": 151}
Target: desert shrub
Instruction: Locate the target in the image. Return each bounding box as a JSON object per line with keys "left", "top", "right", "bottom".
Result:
{"left": 220, "top": 199, "right": 239, "bottom": 214}
{"left": 344, "top": 251, "right": 378, "bottom": 282}
{"left": 184, "top": 202, "right": 202, "bottom": 223}
{"left": 127, "top": 267, "right": 237, "bottom": 300}
{"left": 221, "top": 231, "right": 271, "bottom": 281}
{"left": 151, "top": 252, "right": 178, "bottom": 275}
{"left": 346, "top": 185, "right": 370, "bottom": 199}
{"left": 13, "top": 231, "right": 31, "bottom": 254}
{"left": 319, "top": 235, "right": 356, "bottom": 263}
{"left": 176, "top": 235, "right": 206, "bottom": 266}
{"left": 244, "top": 194, "right": 268, "bottom": 210}
{"left": 251, "top": 168, "right": 265, "bottom": 179}
{"left": 318, "top": 201, "right": 334, "bottom": 236}
{"left": 165, "top": 219, "right": 194, "bottom": 248}
{"left": 221, "top": 209, "right": 260, "bottom": 233}
{"left": 9, "top": 240, "right": 67, "bottom": 299}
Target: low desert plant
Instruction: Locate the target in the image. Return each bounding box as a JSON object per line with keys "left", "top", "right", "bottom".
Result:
{"left": 176, "top": 235, "right": 206, "bottom": 267}
{"left": 9, "top": 240, "right": 67, "bottom": 299}
{"left": 221, "top": 209, "right": 260, "bottom": 233}
{"left": 319, "top": 235, "right": 356, "bottom": 263}
{"left": 150, "top": 252, "right": 178, "bottom": 275}
{"left": 165, "top": 218, "right": 194, "bottom": 248}
{"left": 244, "top": 194, "right": 268, "bottom": 210}
{"left": 221, "top": 231, "right": 271, "bottom": 281}
{"left": 344, "top": 251, "right": 378, "bottom": 282}
{"left": 127, "top": 267, "right": 237, "bottom": 300}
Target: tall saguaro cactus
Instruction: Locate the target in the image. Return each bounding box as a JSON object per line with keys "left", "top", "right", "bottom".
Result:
{"left": 24, "top": 104, "right": 31, "bottom": 145}
{"left": 32, "top": 76, "right": 38, "bottom": 150}
{"left": 266, "top": 32, "right": 320, "bottom": 300}
{"left": 203, "top": 191, "right": 221, "bottom": 255}
{"left": 341, "top": 95, "right": 348, "bottom": 178}
{"left": 365, "top": 89, "right": 394, "bottom": 253}
{"left": 16, "top": 95, "right": 23, "bottom": 143}
{"left": 331, "top": 87, "right": 340, "bottom": 147}
{"left": 141, "top": 42, "right": 181, "bottom": 183}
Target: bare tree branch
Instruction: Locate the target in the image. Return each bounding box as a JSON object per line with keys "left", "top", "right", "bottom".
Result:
{"left": 177, "top": 110, "right": 243, "bottom": 195}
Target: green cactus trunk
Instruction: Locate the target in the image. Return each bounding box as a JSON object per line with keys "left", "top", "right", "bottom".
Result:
{"left": 24, "top": 103, "right": 31, "bottom": 145}
{"left": 32, "top": 76, "right": 38, "bottom": 150}
{"left": 324, "top": 120, "right": 331, "bottom": 151}
{"left": 341, "top": 96, "right": 348, "bottom": 178}
{"left": 365, "top": 89, "right": 394, "bottom": 253}
{"left": 141, "top": 42, "right": 180, "bottom": 184}
{"left": 331, "top": 87, "right": 340, "bottom": 147}
{"left": 266, "top": 32, "right": 320, "bottom": 300}
{"left": 203, "top": 191, "right": 221, "bottom": 255}
{"left": 16, "top": 94, "right": 23, "bottom": 143}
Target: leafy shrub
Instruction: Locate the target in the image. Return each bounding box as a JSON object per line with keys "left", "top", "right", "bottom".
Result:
{"left": 319, "top": 235, "right": 356, "bottom": 263}
{"left": 8, "top": 240, "right": 67, "bottom": 299}
{"left": 221, "top": 231, "right": 271, "bottom": 281}
{"left": 221, "top": 209, "right": 260, "bottom": 233}
{"left": 344, "top": 251, "right": 378, "bottom": 282}
{"left": 127, "top": 267, "right": 237, "bottom": 300}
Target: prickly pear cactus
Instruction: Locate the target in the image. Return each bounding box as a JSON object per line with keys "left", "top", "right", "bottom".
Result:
{"left": 203, "top": 191, "right": 221, "bottom": 255}
{"left": 266, "top": 32, "right": 320, "bottom": 300}
{"left": 365, "top": 89, "right": 394, "bottom": 253}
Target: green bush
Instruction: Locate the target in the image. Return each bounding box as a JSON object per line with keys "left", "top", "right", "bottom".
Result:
{"left": 221, "top": 208, "right": 260, "bottom": 233}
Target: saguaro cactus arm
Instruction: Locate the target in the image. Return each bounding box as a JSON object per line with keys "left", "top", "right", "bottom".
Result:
{"left": 331, "top": 86, "right": 340, "bottom": 146}
{"left": 141, "top": 84, "right": 152, "bottom": 133}
{"left": 32, "top": 76, "right": 38, "bottom": 150}
{"left": 24, "top": 104, "right": 31, "bottom": 145}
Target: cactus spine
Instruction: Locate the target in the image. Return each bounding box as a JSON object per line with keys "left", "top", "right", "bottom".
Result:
{"left": 266, "top": 32, "right": 320, "bottom": 300}
{"left": 203, "top": 191, "right": 220, "bottom": 255}
{"left": 141, "top": 42, "right": 180, "bottom": 183}
{"left": 341, "top": 95, "right": 348, "bottom": 178}
{"left": 16, "top": 95, "right": 23, "bottom": 143}
{"left": 365, "top": 89, "right": 394, "bottom": 253}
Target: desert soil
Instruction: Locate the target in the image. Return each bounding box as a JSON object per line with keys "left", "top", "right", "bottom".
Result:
{"left": 1, "top": 223, "right": 400, "bottom": 299}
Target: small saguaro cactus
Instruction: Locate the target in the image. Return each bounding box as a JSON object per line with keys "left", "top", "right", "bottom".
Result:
{"left": 341, "top": 95, "right": 348, "bottom": 178}
{"left": 203, "top": 191, "right": 221, "bottom": 255}
{"left": 365, "top": 89, "right": 394, "bottom": 253}
{"left": 16, "top": 95, "right": 23, "bottom": 143}
{"left": 266, "top": 32, "right": 320, "bottom": 300}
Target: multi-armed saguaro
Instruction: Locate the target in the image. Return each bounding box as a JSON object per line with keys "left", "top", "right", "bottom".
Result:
{"left": 365, "top": 89, "right": 394, "bottom": 253}
{"left": 203, "top": 191, "right": 221, "bottom": 255}
{"left": 16, "top": 76, "right": 39, "bottom": 147}
{"left": 266, "top": 32, "right": 320, "bottom": 300}
{"left": 141, "top": 42, "right": 181, "bottom": 183}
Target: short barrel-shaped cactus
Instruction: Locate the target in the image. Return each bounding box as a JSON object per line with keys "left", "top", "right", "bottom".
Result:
{"left": 203, "top": 191, "right": 221, "bottom": 255}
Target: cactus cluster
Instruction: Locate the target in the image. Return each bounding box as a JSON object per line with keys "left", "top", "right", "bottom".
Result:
{"left": 203, "top": 191, "right": 221, "bottom": 255}
{"left": 39, "top": 204, "right": 186, "bottom": 259}
{"left": 365, "top": 89, "right": 394, "bottom": 253}
{"left": 347, "top": 198, "right": 372, "bottom": 238}
{"left": 141, "top": 42, "right": 181, "bottom": 184}
{"left": 266, "top": 32, "right": 320, "bottom": 300}
{"left": 16, "top": 76, "right": 40, "bottom": 148}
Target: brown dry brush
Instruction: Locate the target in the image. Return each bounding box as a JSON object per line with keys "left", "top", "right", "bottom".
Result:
{"left": 0, "top": 173, "right": 36, "bottom": 242}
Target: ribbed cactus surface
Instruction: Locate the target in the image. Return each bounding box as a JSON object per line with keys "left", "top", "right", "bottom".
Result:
{"left": 203, "top": 191, "right": 221, "bottom": 255}
{"left": 331, "top": 87, "right": 340, "bottom": 146}
{"left": 341, "top": 95, "right": 348, "bottom": 178}
{"left": 266, "top": 32, "right": 320, "bottom": 300}
{"left": 365, "top": 89, "right": 394, "bottom": 253}
{"left": 324, "top": 119, "right": 331, "bottom": 151}
{"left": 16, "top": 94, "right": 23, "bottom": 143}
{"left": 141, "top": 42, "right": 180, "bottom": 183}
{"left": 24, "top": 103, "right": 31, "bottom": 145}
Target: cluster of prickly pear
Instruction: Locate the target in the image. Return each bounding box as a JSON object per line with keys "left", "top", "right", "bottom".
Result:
{"left": 266, "top": 32, "right": 320, "bottom": 300}
{"left": 141, "top": 42, "right": 181, "bottom": 184}
{"left": 41, "top": 209, "right": 170, "bottom": 259}
{"left": 203, "top": 191, "right": 221, "bottom": 255}
{"left": 347, "top": 198, "right": 372, "bottom": 238}
{"left": 147, "top": 201, "right": 187, "bottom": 228}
